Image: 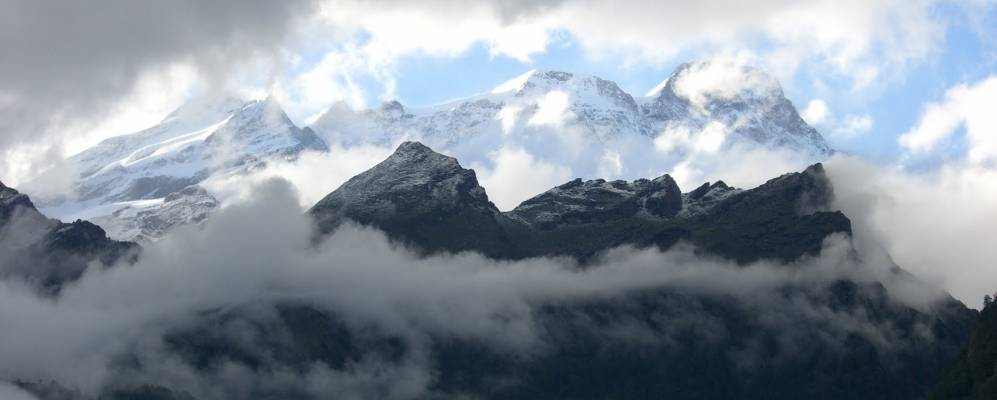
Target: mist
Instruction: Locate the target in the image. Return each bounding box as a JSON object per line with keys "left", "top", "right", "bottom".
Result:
{"left": 827, "top": 156, "right": 997, "bottom": 308}
{"left": 0, "top": 177, "right": 957, "bottom": 398}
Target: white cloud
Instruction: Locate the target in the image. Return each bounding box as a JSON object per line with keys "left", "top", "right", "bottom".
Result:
{"left": 671, "top": 56, "right": 780, "bottom": 110}
{"left": 827, "top": 156, "right": 997, "bottom": 308}
{"left": 834, "top": 114, "right": 874, "bottom": 139}
{"left": 317, "top": 1, "right": 551, "bottom": 62}
{"left": 473, "top": 147, "right": 572, "bottom": 210}
{"left": 666, "top": 143, "right": 816, "bottom": 190}
{"left": 597, "top": 149, "right": 624, "bottom": 178}
{"left": 300, "top": 0, "right": 948, "bottom": 110}
{"left": 653, "top": 122, "right": 729, "bottom": 155}
{"left": 202, "top": 145, "right": 394, "bottom": 208}
{"left": 899, "top": 76, "right": 997, "bottom": 165}
{"left": 527, "top": 90, "right": 573, "bottom": 127}
{"left": 275, "top": 48, "right": 372, "bottom": 124}
{"left": 800, "top": 99, "right": 872, "bottom": 141}
{"left": 802, "top": 99, "right": 830, "bottom": 125}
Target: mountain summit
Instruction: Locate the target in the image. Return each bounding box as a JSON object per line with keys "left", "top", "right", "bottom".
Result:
{"left": 34, "top": 95, "right": 328, "bottom": 242}
{"left": 70, "top": 95, "right": 327, "bottom": 204}
{"left": 311, "top": 141, "right": 847, "bottom": 262}
{"left": 310, "top": 61, "right": 832, "bottom": 155}
{"left": 310, "top": 141, "right": 515, "bottom": 257}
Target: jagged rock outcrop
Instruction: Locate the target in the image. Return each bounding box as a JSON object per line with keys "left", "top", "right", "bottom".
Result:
{"left": 0, "top": 181, "right": 138, "bottom": 293}
{"left": 310, "top": 141, "right": 517, "bottom": 257}
{"left": 311, "top": 141, "right": 848, "bottom": 263}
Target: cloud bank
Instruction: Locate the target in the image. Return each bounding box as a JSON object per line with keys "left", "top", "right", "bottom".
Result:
{"left": 0, "top": 178, "right": 953, "bottom": 397}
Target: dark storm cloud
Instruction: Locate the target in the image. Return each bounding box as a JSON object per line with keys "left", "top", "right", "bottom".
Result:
{"left": 0, "top": 0, "right": 316, "bottom": 154}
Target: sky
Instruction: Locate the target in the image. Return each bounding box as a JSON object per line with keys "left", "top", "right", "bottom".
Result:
{"left": 0, "top": 0, "right": 996, "bottom": 306}
{"left": 1, "top": 0, "right": 995, "bottom": 180}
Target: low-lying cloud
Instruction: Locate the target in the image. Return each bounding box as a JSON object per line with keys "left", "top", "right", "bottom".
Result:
{"left": 827, "top": 156, "right": 997, "bottom": 308}
{"left": 0, "top": 177, "right": 954, "bottom": 398}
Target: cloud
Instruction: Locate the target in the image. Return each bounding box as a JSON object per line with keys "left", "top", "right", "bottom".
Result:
{"left": 833, "top": 114, "right": 874, "bottom": 139}
{"left": 899, "top": 75, "right": 997, "bottom": 165}
{"left": 802, "top": 99, "right": 831, "bottom": 125}
{"left": 0, "top": 383, "right": 37, "bottom": 400}
{"left": 0, "top": 177, "right": 954, "bottom": 397}
{"left": 826, "top": 156, "right": 997, "bottom": 308}
{"left": 527, "top": 90, "right": 573, "bottom": 127}
{"left": 800, "top": 99, "right": 872, "bottom": 141}
{"left": 0, "top": 0, "right": 317, "bottom": 184}
{"left": 671, "top": 57, "right": 781, "bottom": 110}
{"left": 653, "top": 122, "right": 730, "bottom": 155}
{"left": 201, "top": 145, "right": 393, "bottom": 208}
{"left": 316, "top": 0, "right": 945, "bottom": 89}
{"left": 472, "top": 147, "right": 572, "bottom": 210}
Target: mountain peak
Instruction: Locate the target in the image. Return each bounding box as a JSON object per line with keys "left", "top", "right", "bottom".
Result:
{"left": 379, "top": 100, "right": 406, "bottom": 115}
{"left": 641, "top": 60, "right": 831, "bottom": 155}
{"left": 310, "top": 141, "right": 492, "bottom": 225}
{"left": 658, "top": 60, "right": 782, "bottom": 105}
{"left": 0, "top": 180, "right": 35, "bottom": 213}
{"left": 491, "top": 69, "right": 539, "bottom": 94}
{"left": 394, "top": 140, "right": 443, "bottom": 156}
{"left": 161, "top": 94, "right": 250, "bottom": 126}
{"left": 309, "top": 141, "right": 512, "bottom": 256}
{"left": 491, "top": 69, "right": 619, "bottom": 97}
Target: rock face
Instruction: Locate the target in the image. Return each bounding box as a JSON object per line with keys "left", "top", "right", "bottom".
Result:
{"left": 0, "top": 180, "right": 137, "bottom": 293}
{"left": 931, "top": 295, "right": 997, "bottom": 399}
{"left": 310, "top": 62, "right": 832, "bottom": 156}
{"left": 299, "top": 142, "right": 971, "bottom": 400}
{"left": 310, "top": 141, "right": 516, "bottom": 257}
{"left": 312, "top": 142, "right": 848, "bottom": 263}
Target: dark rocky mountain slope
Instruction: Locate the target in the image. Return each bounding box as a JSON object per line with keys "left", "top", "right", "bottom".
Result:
{"left": 8, "top": 142, "right": 977, "bottom": 399}
{"left": 0, "top": 180, "right": 138, "bottom": 293}
{"left": 931, "top": 293, "right": 997, "bottom": 399}
{"left": 310, "top": 141, "right": 850, "bottom": 263}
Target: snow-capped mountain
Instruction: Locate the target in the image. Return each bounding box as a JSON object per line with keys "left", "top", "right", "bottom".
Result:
{"left": 38, "top": 95, "right": 327, "bottom": 240}
{"left": 69, "top": 95, "right": 326, "bottom": 204}
{"left": 644, "top": 62, "right": 830, "bottom": 153}
{"left": 90, "top": 185, "right": 219, "bottom": 243}
{"left": 309, "top": 61, "right": 831, "bottom": 155}
{"left": 35, "top": 61, "right": 831, "bottom": 241}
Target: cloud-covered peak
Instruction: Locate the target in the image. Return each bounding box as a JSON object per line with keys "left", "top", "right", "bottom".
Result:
{"left": 492, "top": 69, "right": 634, "bottom": 107}
{"left": 658, "top": 60, "right": 782, "bottom": 106}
